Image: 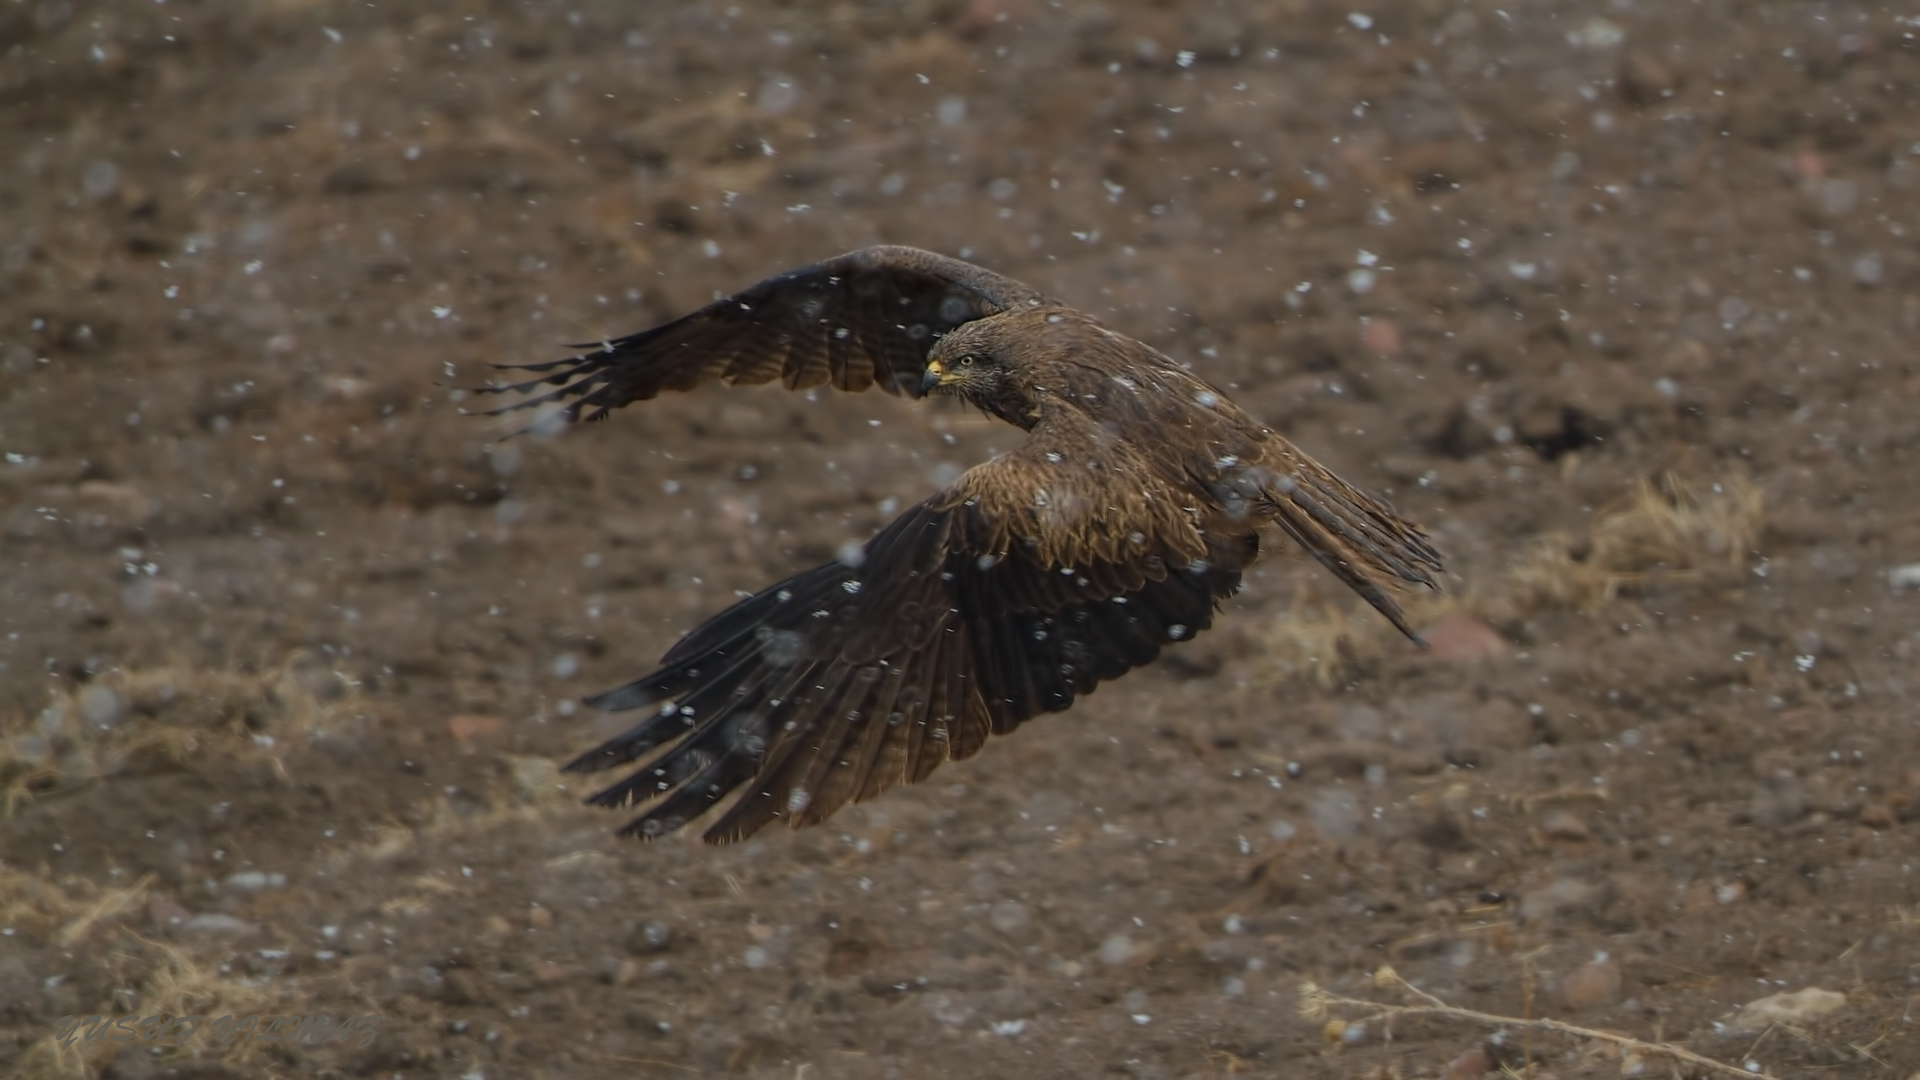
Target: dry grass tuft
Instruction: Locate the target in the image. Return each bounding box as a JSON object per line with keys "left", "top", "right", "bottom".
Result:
{"left": 1254, "top": 583, "right": 1471, "bottom": 691}
{"left": 1255, "top": 600, "right": 1365, "bottom": 690}
{"left": 0, "top": 650, "right": 361, "bottom": 817}
{"left": 11, "top": 930, "right": 287, "bottom": 1080}
{"left": 1505, "top": 472, "right": 1763, "bottom": 613}
{"left": 133, "top": 934, "right": 282, "bottom": 1024}
{"left": 0, "top": 867, "right": 154, "bottom": 947}
{"left": 0, "top": 869, "right": 276, "bottom": 1079}
{"left": 1258, "top": 472, "right": 1763, "bottom": 686}
{"left": 2, "top": 864, "right": 322, "bottom": 1079}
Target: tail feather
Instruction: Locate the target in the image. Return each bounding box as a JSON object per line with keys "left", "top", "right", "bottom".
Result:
{"left": 1266, "top": 462, "right": 1445, "bottom": 645}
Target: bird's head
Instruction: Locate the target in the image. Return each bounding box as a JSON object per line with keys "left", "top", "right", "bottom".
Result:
{"left": 921, "top": 329, "right": 1007, "bottom": 401}
{"left": 921, "top": 311, "right": 1048, "bottom": 429}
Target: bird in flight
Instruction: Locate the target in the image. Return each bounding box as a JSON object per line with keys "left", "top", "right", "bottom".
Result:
{"left": 473, "top": 246, "right": 1443, "bottom": 842}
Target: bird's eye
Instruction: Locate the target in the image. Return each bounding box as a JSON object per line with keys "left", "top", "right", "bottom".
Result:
{"left": 956, "top": 355, "right": 976, "bottom": 367}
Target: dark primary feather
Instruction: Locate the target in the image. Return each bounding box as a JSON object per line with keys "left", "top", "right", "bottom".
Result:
{"left": 563, "top": 436, "right": 1251, "bottom": 842}
{"left": 466, "top": 246, "right": 1043, "bottom": 423}
{"left": 496, "top": 247, "right": 1445, "bottom": 843}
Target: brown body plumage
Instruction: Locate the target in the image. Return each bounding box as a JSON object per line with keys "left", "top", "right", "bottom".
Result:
{"left": 474, "top": 246, "right": 1443, "bottom": 842}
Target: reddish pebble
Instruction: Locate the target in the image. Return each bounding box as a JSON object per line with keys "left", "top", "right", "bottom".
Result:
{"left": 953, "top": 0, "right": 1028, "bottom": 37}
{"left": 148, "top": 895, "right": 192, "bottom": 930}
{"left": 1360, "top": 318, "right": 1402, "bottom": 357}
{"left": 447, "top": 714, "right": 505, "bottom": 743}
{"left": 1443, "top": 1046, "right": 1494, "bottom": 1078}
{"left": 1540, "top": 810, "right": 1592, "bottom": 842}
{"left": 1419, "top": 613, "right": 1509, "bottom": 660}
{"left": 1556, "top": 952, "right": 1623, "bottom": 1011}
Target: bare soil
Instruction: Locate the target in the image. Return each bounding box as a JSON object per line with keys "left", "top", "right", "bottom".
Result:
{"left": 3, "top": 1, "right": 1919, "bottom": 1077}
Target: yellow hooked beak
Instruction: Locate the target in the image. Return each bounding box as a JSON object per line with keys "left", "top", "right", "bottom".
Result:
{"left": 920, "top": 359, "right": 951, "bottom": 394}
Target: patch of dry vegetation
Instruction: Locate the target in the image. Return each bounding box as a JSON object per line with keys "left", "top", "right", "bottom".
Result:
{"left": 0, "top": 655, "right": 370, "bottom": 1077}
{"left": 1303, "top": 965, "right": 1785, "bottom": 1080}
{"left": 0, "top": 864, "right": 299, "bottom": 1080}
{"left": 0, "top": 651, "right": 362, "bottom": 817}
{"left": 11, "top": 932, "right": 289, "bottom": 1080}
{"left": 1259, "top": 472, "right": 1765, "bottom": 685}
{"left": 0, "top": 690, "right": 572, "bottom": 1079}
{"left": 0, "top": 866, "right": 155, "bottom": 948}
{"left": 1504, "top": 472, "right": 1763, "bottom": 614}
{"left": 1255, "top": 600, "right": 1365, "bottom": 690}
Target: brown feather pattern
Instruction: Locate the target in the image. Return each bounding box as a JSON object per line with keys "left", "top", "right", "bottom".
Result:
{"left": 466, "top": 246, "right": 1042, "bottom": 423}
{"left": 509, "top": 247, "right": 1443, "bottom": 842}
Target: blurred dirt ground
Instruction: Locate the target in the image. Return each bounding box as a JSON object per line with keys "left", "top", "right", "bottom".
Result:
{"left": 3, "top": 1, "right": 1920, "bottom": 1077}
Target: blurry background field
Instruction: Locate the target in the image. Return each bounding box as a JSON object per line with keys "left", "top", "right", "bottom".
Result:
{"left": 2, "top": 1, "right": 1919, "bottom": 1077}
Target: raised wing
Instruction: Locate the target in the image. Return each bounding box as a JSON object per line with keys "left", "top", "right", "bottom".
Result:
{"left": 470, "top": 245, "right": 1044, "bottom": 423}
{"left": 561, "top": 433, "right": 1249, "bottom": 842}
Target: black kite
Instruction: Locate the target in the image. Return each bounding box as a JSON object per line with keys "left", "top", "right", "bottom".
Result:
{"left": 475, "top": 246, "right": 1443, "bottom": 842}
